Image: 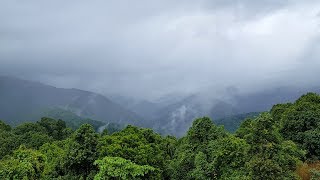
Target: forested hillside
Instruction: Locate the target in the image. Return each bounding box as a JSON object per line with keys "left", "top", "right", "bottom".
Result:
{"left": 0, "top": 76, "right": 142, "bottom": 127}
{"left": 1, "top": 93, "right": 320, "bottom": 179}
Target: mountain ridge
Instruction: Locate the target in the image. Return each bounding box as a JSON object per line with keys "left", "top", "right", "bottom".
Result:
{"left": 0, "top": 76, "right": 144, "bottom": 127}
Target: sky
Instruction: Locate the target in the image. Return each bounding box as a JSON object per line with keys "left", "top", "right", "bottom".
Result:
{"left": 0, "top": 0, "right": 320, "bottom": 100}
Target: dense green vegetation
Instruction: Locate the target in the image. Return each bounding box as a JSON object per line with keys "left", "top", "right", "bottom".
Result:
{"left": 215, "top": 112, "right": 260, "bottom": 132}
{"left": 1, "top": 93, "right": 320, "bottom": 179}
{"left": 38, "top": 108, "right": 106, "bottom": 131}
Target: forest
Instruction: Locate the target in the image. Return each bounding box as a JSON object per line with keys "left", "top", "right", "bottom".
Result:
{"left": 1, "top": 92, "right": 320, "bottom": 180}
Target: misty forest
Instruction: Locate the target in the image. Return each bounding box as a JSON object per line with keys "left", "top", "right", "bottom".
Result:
{"left": 1, "top": 88, "right": 320, "bottom": 179}
{"left": 1, "top": 0, "right": 320, "bottom": 180}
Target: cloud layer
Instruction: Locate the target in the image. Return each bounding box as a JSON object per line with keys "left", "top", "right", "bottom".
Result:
{"left": 0, "top": 0, "right": 319, "bottom": 99}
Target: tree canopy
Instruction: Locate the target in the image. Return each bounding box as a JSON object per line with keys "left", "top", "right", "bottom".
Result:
{"left": 1, "top": 93, "right": 320, "bottom": 179}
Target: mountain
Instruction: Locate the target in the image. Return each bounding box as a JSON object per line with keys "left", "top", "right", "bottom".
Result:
{"left": 2, "top": 76, "right": 319, "bottom": 136}
{"left": 109, "top": 95, "right": 162, "bottom": 120}
{"left": 0, "top": 76, "right": 143, "bottom": 127}
{"left": 124, "top": 87, "right": 320, "bottom": 136}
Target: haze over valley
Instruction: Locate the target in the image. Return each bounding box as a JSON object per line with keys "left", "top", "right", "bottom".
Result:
{"left": 1, "top": 75, "right": 318, "bottom": 136}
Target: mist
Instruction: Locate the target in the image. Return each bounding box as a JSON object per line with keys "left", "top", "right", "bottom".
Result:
{"left": 0, "top": 0, "right": 320, "bottom": 100}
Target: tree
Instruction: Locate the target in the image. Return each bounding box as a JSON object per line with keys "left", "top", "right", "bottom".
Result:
{"left": 190, "top": 152, "right": 211, "bottom": 180}
{"left": 13, "top": 122, "right": 46, "bottom": 135}
{"left": 0, "top": 146, "right": 45, "bottom": 179}
{"left": 40, "top": 142, "right": 66, "bottom": 178}
{"left": 270, "top": 103, "right": 292, "bottom": 123}
{"left": 37, "top": 117, "right": 69, "bottom": 140}
{"left": 243, "top": 113, "right": 304, "bottom": 180}
{"left": 64, "top": 124, "right": 99, "bottom": 178}
{"left": 169, "top": 117, "right": 227, "bottom": 180}
{"left": 277, "top": 93, "right": 320, "bottom": 159}
{"left": 303, "top": 128, "right": 320, "bottom": 160}
{"left": 0, "top": 129, "right": 18, "bottom": 159}
{"left": 0, "top": 120, "right": 11, "bottom": 131}
{"left": 235, "top": 118, "right": 255, "bottom": 139}
{"left": 94, "top": 157, "right": 157, "bottom": 180}
{"left": 207, "top": 135, "right": 250, "bottom": 179}
{"left": 187, "top": 117, "right": 226, "bottom": 150}
{"left": 13, "top": 122, "right": 53, "bottom": 149}
{"left": 98, "top": 125, "right": 168, "bottom": 177}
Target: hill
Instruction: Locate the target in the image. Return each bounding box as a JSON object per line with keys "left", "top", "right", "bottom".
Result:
{"left": 0, "top": 76, "right": 143, "bottom": 127}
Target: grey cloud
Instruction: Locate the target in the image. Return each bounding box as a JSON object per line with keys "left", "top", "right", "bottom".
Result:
{"left": 0, "top": 0, "right": 319, "bottom": 100}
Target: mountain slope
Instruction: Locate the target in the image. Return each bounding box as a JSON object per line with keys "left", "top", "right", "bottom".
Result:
{"left": 150, "top": 87, "right": 320, "bottom": 136}
{"left": 0, "top": 76, "right": 143, "bottom": 126}
{"left": 36, "top": 107, "right": 105, "bottom": 131}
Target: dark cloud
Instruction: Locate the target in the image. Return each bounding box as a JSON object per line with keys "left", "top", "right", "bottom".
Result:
{"left": 0, "top": 0, "right": 319, "bottom": 99}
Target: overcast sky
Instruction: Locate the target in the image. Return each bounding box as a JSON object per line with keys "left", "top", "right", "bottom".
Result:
{"left": 0, "top": 0, "right": 319, "bottom": 100}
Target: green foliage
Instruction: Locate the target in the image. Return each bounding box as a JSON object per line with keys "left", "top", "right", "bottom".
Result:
{"left": 0, "top": 120, "right": 11, "bottom": 131}
{"left": 270, "top": 103, "right": 292, "bottom": 123}
{"left": 13, "top": 122, "right": 53, "bottom": 149}
{"left": 235, "top": 118, "right": 254, "bottom": 139}
{"left": 37, "top": 117, "right": 69, "bottom": 140}
{"left": 13, "top": 122, "right": 46, "bottom": 136}
{"left": 272, "top": 92, "right": 320, "bottom": 160}
{"left": 1, "top": 93, "right": 320, "bottom": 179}
{"left": 11, "top": 118, "right": 72, "bottom": 150}
{"left": 0, "top": 146, "right": 45, "bottom": 179}
{"left": 40, "top": 108, "right": 105, "bottom": 131}
{"left": 187, "top": 117, "right": 227, "bottom": 151}
{"left": 244, "top": 113, "right": 282, "bottom": 155}
{"left": 303, "top": 128, "right": 320, "bottom": 159}
{"left": 94, "top": 157, "right": 157, "bottom": 180}
{"left": 215, "top": 112, "right": 260, "bottom": 132}
{"left": 208, "top": 135, "right": 250, "bottom": 179}
{"left": 169, "top": 117, "right": 228, "bottom": 180}
{"left": 190, "top": 152, "right": 211, "bottom": 180}
{"left": 40, "top": 142, "right": 66, "bottom": 178}
{"left": 242, "top": 113, "right": 304, "bottom": 180}
{"left": 311, "top": 169, "right": 320, "bottom": 180}
{"left": 64, "top": 124, "right": 99, "bottom": 178}
{"left": 98, "top": 125, "right": 173, "bottom": 178}
{"left": 281, "top": 102, "right": 320, "bottom": 142}
{"left": 161, "top": 135, "right": 177, "bottom": 159}
{"left": 0, "top": 130, "right": 18, "bottom": 159}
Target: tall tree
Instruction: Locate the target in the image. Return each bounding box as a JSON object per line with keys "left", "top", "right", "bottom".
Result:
{"left": 243, "top": 113, "right": 304, "bottom": 180}
{"left": 274, "top": 93, "right": 320, "bottom": 159}
{"left": 64, "top": 124, "right": 99, "bottom": 178}
{"left": 98, "top": 125, "right": 169, "bottom": 178}
{"left": 169, "top": 117, "right": 227, "bottom": 180}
